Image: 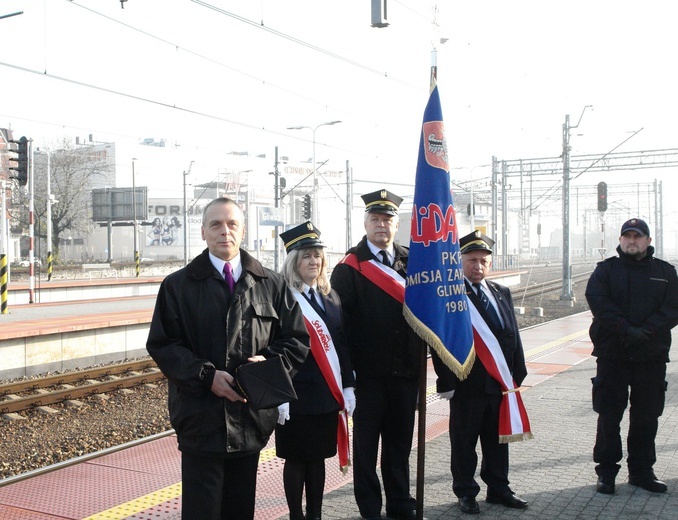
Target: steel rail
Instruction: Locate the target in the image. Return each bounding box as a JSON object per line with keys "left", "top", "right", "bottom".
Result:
{"left": 517, "top": 271, "right": 592, "bottom": 301}
{"left": 0, "top": 364, "right": 165, "bottom": 414}
{"left": 0, "top": 359, "right": 158, "bottom": 395}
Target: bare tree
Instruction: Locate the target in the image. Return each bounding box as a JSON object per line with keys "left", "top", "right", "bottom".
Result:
{"left": 10, "top": 138, "right": 114, "bottom": 262}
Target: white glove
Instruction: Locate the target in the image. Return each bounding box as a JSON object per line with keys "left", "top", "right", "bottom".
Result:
{"left": 277, "top": 402, "right": 290, "bottom": 425}
{"left": 438, "top": 390, "right": 455, "bottom": 400}
{"left": 343, "top": 387, "right": 356, "bottom": 417}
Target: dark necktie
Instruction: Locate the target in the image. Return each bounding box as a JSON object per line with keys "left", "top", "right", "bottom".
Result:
{"left": 222, "top": 262, "right": 235, "bottom": 294}
{"left": 379, "top": 250, "right": 391, "bottom": 267}
{"left": 473, "top": 282, "right": 502, "bottom": 330}
{"left": 307, "top": 287, "right": 324, "bottom": 314}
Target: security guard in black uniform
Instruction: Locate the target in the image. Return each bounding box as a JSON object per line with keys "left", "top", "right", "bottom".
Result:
{"left": 586, "top": 218, "right": 678, "bottom": 495}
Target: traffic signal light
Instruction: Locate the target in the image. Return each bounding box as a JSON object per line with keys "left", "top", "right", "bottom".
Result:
{"left": 537, "top": 223, "right": 542, "bottom": 236}
{"left": 302, "top": 194, "right": 312, "bottom": 220}
{"left": 8, "top": 136, "right": 29, "bottom": 186}
{"left": 597, "top": 181, "right": 607, "bottom": 212}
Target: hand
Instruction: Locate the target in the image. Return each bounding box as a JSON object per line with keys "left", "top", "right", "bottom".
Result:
{"left": 277, "top": 402, "right": 290, "bottom": 425}
{"left": 438, "top": 390, "right": 455, "bottom": 400}
{"left": 343, "top": 387, "right": 356, "bottom": 417}
{"left": 211, "top": 370, "right": 246, "bottom": 403}
{"left": 624, "top": 326, "right": 650, "bottom": 347}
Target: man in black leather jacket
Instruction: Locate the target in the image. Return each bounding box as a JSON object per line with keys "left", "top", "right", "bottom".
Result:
{"left": 586, "top": 218, "right": 678, "bottom": 495}
{"left": 147, "top": 198, "right": 309, "bottom": 520}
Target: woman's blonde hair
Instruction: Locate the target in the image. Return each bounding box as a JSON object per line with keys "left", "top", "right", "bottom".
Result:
{"left": 280, "top": 247, "right": 331, "bottom": 296}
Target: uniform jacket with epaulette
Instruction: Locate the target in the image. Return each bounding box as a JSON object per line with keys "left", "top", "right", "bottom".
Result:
{"left": 585, "top": 245, "right": 678, "bottom": 362}
{"left": 330, "top": 236, "right": 424, "bottom": 381}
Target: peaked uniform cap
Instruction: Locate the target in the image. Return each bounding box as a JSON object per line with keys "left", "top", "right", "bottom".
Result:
{"left": 460, "top": 230, "right": 495, "bottom": 254}
{"left": 279, "top": 221, "right": 325, "bottom": 253}
{"left": 361, "top": 189, "right": 403, "bottom": 216}
{"left": 620, "top": 218, "right": 650, "bottom": 237}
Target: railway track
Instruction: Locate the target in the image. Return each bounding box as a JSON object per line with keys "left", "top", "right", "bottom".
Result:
{"left": 0, "top": 359, "right": 165, "bottom": 415}
{"left": 515, "top": 270, "right": 593, "bottom": 302}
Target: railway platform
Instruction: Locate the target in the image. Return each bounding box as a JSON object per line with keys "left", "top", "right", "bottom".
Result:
{"left": 1, "top": 312, "right": 677, "bottom": 519}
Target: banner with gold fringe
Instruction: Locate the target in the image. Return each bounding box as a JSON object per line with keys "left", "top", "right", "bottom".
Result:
{"left": 403, "top": 82, "right": 474, "bottom": 380}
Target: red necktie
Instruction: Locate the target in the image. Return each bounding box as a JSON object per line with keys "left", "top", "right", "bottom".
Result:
{"left": 223, "top": 262, "right": 235, "bottom": 294}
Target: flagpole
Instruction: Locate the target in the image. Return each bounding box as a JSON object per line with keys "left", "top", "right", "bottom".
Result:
{"left": 413, "top": 45, "right": 439, "bottom": 520}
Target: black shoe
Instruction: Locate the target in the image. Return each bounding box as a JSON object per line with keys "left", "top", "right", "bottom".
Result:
{"left": 486, "top": 491, "right": 528, "bottom": 509}
{"left": 458, "top": 496, "right": 480, "bottom": 514}
{"left": 362, "top": 516, "right": 382, "bottom": 520}
{"left": 628, "top": 475, "right": 667, "bottom": 493}
{"left": 596, "top": 476, "right": 615, "bottom": 494}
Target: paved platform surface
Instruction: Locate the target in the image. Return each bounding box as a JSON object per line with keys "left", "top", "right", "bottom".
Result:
{"left": 318, "top": 321, "right": 678, "bottom": 520}
{"left": 1, "top": 312, "right": 677, "bottom": 519}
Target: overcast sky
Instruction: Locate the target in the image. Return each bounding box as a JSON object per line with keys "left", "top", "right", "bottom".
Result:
{"left": 2, "top": 0, "right": 676, "bottom": 246}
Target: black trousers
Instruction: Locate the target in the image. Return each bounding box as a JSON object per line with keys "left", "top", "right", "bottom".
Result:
{"left": 592, "top": 358, "right": 667, "bottom": 478}
{"left": 352, "top": 376, "right": 419, "bottom": 518}
{"left": 448, "top": 393, "right": 510, "bottom": 498}
{"left": 181, "top": 450, "right": 260, "bottom": 520}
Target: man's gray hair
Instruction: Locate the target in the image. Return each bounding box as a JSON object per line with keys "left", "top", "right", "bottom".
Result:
{"left": 202, "top": 197, "right": 241, "bottom": 225}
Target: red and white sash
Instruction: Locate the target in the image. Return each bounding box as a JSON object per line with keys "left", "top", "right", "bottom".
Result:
{"left": 339, "top": 253, "right": 405, "bottom": 303}
{"left": 468, "top": 303, "right": 533, "bottom": 443}
{"left": 293, "top": 291, "right": 351, "bottom": 473}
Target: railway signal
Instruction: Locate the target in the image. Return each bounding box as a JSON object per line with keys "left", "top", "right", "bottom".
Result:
{"left": 597, "top": 181, "right": 607, "bottom": 212}
{"left": 302, "top": 193, "right": 312, "bottom": 220}
{"left": 8, "top": 136, "right": 29, "bottom": 186}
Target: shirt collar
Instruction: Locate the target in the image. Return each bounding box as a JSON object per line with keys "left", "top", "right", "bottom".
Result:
{"left": 465, "top": 277, "right": 488, "bottom": 291}
{"left": 209, "top": 252, "right": 242, "bottom": 281}
{"left": 366, "top": 240, "right": 394, "bottom": 261}
{"left": 302, "top": 283, "right": 318, "bottom": 296}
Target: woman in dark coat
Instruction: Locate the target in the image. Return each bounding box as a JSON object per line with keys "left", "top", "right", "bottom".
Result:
{"left": 277, "top": 222, "right": 355, "bottom": 520}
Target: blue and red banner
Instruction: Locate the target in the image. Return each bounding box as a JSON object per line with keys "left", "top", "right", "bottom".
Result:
{"left": 403, "top": 83, "right": 475, "bottom": 379}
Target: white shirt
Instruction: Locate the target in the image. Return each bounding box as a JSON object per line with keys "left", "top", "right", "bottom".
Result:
{"left": 366, "top": 240, "right": 394, "bottom": 266}
{"left": 465, "top": 276, "right": 504, "bottom": 328}
{"left": 209, "top": 252, "right": 243, "bottom": 282}
{"left": 302, "top": 283, "right": 325, "bottom": 311}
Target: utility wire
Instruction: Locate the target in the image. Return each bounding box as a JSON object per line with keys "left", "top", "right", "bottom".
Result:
{"left": 190, "top": 0, "right": 419, "bottom": 89}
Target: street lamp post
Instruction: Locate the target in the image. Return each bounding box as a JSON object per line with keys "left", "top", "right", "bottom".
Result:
{"left": 45, "top": 151, "right": 53, "bottom": 281}
{"left": 36, "top": 148, "right": 53, "bottom": 280}
{"left": 132, "top": 158, "right": 139, "bottom": 277}
{"left": 287, "top": 120, "right": 342, "bottom": 223}
{"left": 183, "top": 168, "right": 189, "bottom": 267}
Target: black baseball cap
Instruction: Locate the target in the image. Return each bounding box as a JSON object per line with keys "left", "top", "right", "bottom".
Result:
{"left": 620, "top": 218, "right": 650, "bottom": 237}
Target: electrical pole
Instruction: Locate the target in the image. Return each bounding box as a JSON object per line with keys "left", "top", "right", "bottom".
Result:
{"left": 1, "top": 179, "right": 7, "bottom": 314}
{"left": 273, "top": 146, "right": 280, "bottom": 271}
{"left": 561, "top": 106, "right": 591, "bottom": 304}
{"left": 183, "top": 160, "right": 194, "bottom": 266}
{"left": 28, "top": 138, "right": 35, "bottom": 302}
{"left": 45, "top": 151, "right": 53, "bottom": 281}
{"left": 345, "top": 160, "right": 351, "bottom": 252}
{"left": 132, "top": 159, "right": 139, "bottom": 277}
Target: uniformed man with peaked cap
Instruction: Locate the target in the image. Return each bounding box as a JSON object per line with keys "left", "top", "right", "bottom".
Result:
{"left": 330, "top": 189, "right": 425, "bottom": 520}
{"left": 431, "top": 229, "right": 529, "bottom": 514}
